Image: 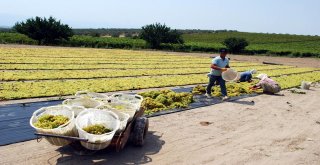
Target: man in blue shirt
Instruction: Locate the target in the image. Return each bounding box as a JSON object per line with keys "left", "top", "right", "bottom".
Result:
{"left": 238, "top": 69, "right": 257, "bottom": 82}
{"left": 206, "top": 49, "right": 230, "bottom": 100}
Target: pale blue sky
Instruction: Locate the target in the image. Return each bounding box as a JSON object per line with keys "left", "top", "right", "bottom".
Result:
{"left": 0, "top": 0, "right": 319, "bottom": 35}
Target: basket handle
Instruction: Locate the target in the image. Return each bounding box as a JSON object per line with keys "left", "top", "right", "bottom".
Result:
{"left": 75, "top": 90, "right": 90, "bottom": 97}
{"left": 111, "top": 93, "right": 122, "bottom": 98}
{"left": 62, "top": 99, "right": 71, "bottom": 105}
{"left": 134, "top": 94, "right": 143, "bottom": 100}
{"left": 108, "top": 110, "right": 119, "bottom": 120}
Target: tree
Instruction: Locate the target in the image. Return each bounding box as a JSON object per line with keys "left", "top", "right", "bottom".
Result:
{"left": 13, "top": 16, "right": 73, "bottom": 45}
{"left": 140, "top": 23, "right": 184, "bottom": 49}
{"left": 222, "top": 37, "right": 249, "bottom": 54}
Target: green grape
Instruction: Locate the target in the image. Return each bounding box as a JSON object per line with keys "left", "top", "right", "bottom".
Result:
{"left": 139, "top": 90, "right": 193, "bottom": 115}
{"left": 34, "top": 114, "right": 69, "bottom": 129}
{"left": 83, "top": 124, "right": 112, "bottom": 135}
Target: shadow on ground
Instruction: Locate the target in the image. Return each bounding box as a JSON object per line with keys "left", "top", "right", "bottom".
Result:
{"left": 50, "top": 131, "right": 164, "bottom": 165}
{"left": 231, "top": 100, "right": 255, "bottom": 106}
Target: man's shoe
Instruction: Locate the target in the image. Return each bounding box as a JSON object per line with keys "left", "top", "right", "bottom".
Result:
{"left": 205, "top": 93, "right": 212, "bottom": 98}
{"left": 222, "top": 96, "right": 229, "bottom": 101}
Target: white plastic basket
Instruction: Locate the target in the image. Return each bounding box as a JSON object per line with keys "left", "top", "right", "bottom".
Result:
{"left": 62, "top": 97, "right": 102, "bottom": 109}
{"left": 75, "top": 91, "right": 109, "bottom": 100}
{"left": 75, "top": 91, "right": 108, "bottom": 98}
{"left": 29, "top": 105, "right": 76, "bottom": 146}
{"left": 104, "top": 100, "right": 138, "bottom": 121}
{"left": 110, "top": 93, "right": 143, "bottom": 109}
{"left": 68, "top": 106, "right": 86, "bottom": 117}
{"left": 75, "top": 109, "right": 120, "bottom": 150}
{"left": 96, "top": 105, "right": 130, "bottom": 132}
{"left": 222, "top": 68, "right": 239, "bottom": 82}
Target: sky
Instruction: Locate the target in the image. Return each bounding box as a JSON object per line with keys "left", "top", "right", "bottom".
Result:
{"left": 0, "top": 0, "right": 319, "bottom": 35}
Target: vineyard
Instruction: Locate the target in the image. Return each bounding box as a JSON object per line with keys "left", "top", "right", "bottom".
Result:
{"left": 183, "top": 32, "right": 320, "bottom": 56}
{"left": 0, "top": 47, "right": 320, "bottom": 101}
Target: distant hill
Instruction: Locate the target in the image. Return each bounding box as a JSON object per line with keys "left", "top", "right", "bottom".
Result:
{"left": 0, "top": 27, "right": 12, "bottom": 32}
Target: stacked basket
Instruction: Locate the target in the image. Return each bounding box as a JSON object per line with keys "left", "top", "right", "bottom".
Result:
{"left": 29, "top": 91, "right": 143, "bottom": 150}
{"left": 30, "top": 105, "right": 76, "bottom": 146}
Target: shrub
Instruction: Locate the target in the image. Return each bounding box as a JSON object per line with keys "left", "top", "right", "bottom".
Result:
{"left": 222, "top": 37, "right": 249, "bottom": 54}
{"left": 13, "top": 16, "right": 73, "bottom": 45}
{"left": 0, "top": 32, "right": 37, "bottom": 45}
{"left": 140, "top": 23, "right": 184, "bottom": 49}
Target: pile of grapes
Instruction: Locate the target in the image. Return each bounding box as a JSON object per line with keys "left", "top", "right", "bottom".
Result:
{"left": 34, "top": 114, "right": 69, "bottom": 129}
{"left": 139, "top": 89, "right": 194, "bottom": 115}
{"left": 83, "top": 124, "right": 112, "bottom": 135}
{"left": 192, "top": 81, "right": 263, "bottom": 97}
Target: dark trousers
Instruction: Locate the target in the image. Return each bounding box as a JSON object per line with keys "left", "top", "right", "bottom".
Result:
{"left": 206, "top": 75, "right": 227, "bottom": 96}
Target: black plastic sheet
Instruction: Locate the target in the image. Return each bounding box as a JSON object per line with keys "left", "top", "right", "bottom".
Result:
{"left": 0, "top": 101, "right": 62, "bottom": 146}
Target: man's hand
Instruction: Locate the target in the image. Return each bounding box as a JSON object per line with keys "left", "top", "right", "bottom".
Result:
{"left": 249, "top": 86, "right": 261, "bottom": 90}
{"left": 221, "top": 68, "right": 228, "bottom": 72}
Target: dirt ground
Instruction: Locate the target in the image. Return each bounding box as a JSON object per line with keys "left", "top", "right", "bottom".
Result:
{"left": 1, "top": 86, "right": 320, "bottom": 165}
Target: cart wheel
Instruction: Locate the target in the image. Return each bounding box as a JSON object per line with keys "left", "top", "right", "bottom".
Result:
{"left": 132, "top": 117, "right": 149, "bottom": 146}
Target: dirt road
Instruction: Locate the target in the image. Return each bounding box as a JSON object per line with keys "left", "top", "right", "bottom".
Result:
{"left": 1, "top": 86, "right": 320, "bottom": 165}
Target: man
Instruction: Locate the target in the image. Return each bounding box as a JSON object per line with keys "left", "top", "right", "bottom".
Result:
{"left": 250, "top": 73, "right": 281, "bottom": 94}
{"left": 238, "top": 69, "right": 257, "bottom": 82}
{"left": 206, "top": 49, "right": 229, "bottom": 100}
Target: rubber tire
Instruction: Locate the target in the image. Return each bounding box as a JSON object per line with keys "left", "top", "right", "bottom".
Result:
{"left": 132, "top": 117, "right": 149, "bottom": 146}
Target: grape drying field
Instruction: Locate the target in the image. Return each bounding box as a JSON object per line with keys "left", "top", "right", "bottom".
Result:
{"left": 0, "top": 47, "right": 320, "bottom": 100}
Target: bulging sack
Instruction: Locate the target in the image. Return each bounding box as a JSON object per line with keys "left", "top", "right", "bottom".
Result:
{"left": 75, "top": 109, "right": 120, "bottom": 150}
{"left": 301, "top": 81, "right": 312, "bottom": 90}
{"left": 29, "top": 105, "right": 76, "bottom": 146}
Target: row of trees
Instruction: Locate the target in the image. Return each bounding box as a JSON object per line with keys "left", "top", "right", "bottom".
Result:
{"left": 12, "top": 16, "right": 249, "bottom": 53}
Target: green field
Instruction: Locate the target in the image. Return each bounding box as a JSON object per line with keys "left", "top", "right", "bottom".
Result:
{"left": 183, "top": 32, "right": 320, "bottom": 56}
{"left": 1, "top": 31, "right": 320, "bottom": 57}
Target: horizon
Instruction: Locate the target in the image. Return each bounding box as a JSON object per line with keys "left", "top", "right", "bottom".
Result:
{"left": 1, "top": 0, "right": 319, "bottom": 36}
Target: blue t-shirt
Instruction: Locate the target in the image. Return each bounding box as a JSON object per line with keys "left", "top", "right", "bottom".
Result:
{"left": 239, "top": 71, "right": 252, "bottom": 82}
{"left": 210, "top": 56, "right": 229, "bottom": 76}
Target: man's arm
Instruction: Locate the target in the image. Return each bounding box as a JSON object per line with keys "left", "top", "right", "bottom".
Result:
{"left": 250, "top": 84, "right": 262, "bottom": 90}
{"left": 251, "top": 81, "right": 263, "bottom": 89}
{"left": 211, "top": 64, "right": 227, "bottom": 71}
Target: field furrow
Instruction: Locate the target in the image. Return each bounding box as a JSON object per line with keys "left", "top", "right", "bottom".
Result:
{"left": 1, "top": 71, "right": 319, "bottom": 100}
{"left": 0, "top": 65, "right": 298, "bottom": 81}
